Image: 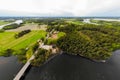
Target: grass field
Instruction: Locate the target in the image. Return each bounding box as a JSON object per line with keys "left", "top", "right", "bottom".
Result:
{"left": 0, "top": 20, "right": 10, "bottom": 25}
{"left": 0, "top": 30, "right": 47, "bottom": 52}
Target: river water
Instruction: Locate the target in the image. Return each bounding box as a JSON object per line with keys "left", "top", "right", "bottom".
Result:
{"left": 23, "top": 50, "right": 120, "bottom": 80}
{"left": 0, "top": 56, "right": 23, "bottom": 80}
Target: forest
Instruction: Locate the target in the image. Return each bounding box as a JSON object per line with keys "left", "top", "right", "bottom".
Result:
{"left": 47, "top": 21, "right": 120, "bottom": 60}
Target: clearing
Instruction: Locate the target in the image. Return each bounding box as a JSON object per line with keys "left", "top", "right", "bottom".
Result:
{"left": 6, "top": 23, "right": 47, "bottom": 32}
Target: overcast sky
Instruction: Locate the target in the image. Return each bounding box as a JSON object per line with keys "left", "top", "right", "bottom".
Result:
{"left": 0, "top": 0, "right": 120, "bottom": 16}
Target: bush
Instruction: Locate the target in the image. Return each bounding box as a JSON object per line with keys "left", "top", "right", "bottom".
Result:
{"left": 45, "top": 39, "right": 57, "bottom": 45}
{"left": 0, "top": 49, "right": 14, "bottom": 57}
{"left": 14, "top": 48, "right": 27, "bottom": 55}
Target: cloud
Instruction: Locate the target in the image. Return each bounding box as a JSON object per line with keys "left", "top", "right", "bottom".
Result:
{"left": 0, "top": 0, "right": 120, "bottom": 16}
{"left": 85, "top": 0, "right": 120, "bottom": 16}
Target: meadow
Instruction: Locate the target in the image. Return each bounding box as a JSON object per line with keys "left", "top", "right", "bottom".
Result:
{"left": 0, "top": 30, "right": 47, "bottom": 56}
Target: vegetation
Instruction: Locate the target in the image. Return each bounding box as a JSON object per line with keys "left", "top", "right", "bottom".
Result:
{"left": 56, "top": 23, "right": 120, "bottom": 60}
{"left": 0, "top": 29, "right": 5, "bottom": 33}
{"left": 0, "top": 30, "right": 47, "bottom": 56}
{"left": 3, "top": 23, "right": 22, "bottom": 30}
{"left": 1, "top": 18, "right": 120, "bottom": 63}
{"left": 16, "top": 48, "right": 27, "bottom": 63}
{"left": 45, "top": 32, "right": 65, "bottom": 45}
{"left": 0, "top": 49, "right": 14, "bottom": 57}
{"left": 17, "top": 42, "right": 39, "bottom": 63}
{"left": 14, "top": 29, "right": 31, "bottom": 38}
{"left": 0, "top": 20, "right": 10, "bottom": 25}
{"left": 91, "top": 19, "right": 120, "bottom": 28}
{"left": 31, "top": 48, "right": 52, "bottom": 66}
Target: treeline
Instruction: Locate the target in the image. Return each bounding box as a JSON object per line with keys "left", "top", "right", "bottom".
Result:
{"left": 3, "top": 23, "right": 23, "bottom": 30}
{"left": 25, "top": 18, "right": 65, "bottom": 25}
{"left": 25, "top": 18, "right": 83, "bottom": 26}
{"left": 15, "top": 29, "right": 31, "bottom": 38}
{"left": 91, "top": 19, "right": 120, "bottom": 27}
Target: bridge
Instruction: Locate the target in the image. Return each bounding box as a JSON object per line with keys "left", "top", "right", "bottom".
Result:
{"left": 13, "top": 29, "right": 54, "bottom": 80}
{"left": 13, "top": 43, "right": 44, "bottom": 80}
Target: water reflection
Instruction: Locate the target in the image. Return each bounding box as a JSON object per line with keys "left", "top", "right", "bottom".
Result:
{"left": 24, "top": 50, "right": 120, "bottom": 80}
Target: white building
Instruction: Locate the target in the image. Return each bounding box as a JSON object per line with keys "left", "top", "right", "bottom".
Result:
{"left": 41, "top": 45, "right": 52, "bottom": 50}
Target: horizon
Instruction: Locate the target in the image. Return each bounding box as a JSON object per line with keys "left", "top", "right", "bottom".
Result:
{"left": 1, "top": 16, "right": 120, "bottom": 18}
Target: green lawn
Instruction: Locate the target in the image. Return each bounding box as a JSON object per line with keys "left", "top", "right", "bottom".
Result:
{"left": 58, "top": 32, "right": 66, "bottom": 38}
{"left": 0, "top": 30, "right": 47, "bottom": 52}
{"left": 0, "top": 20, "right": 10, "bottom": 25}
{"left": 46, "top": 32, "right": 65, "bottom": 45}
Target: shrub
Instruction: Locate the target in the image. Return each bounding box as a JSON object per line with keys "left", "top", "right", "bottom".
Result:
{"left": 0, "top": 49, "right": 14, "bottom": 57}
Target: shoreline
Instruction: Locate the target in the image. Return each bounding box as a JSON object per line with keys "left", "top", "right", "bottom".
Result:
{"left": 63, "top": 51, "right": 107, "bottom": 63}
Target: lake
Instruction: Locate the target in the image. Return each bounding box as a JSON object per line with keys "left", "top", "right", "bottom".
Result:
{"left": 0, "top": 56, "right": 23, "bottom": 80}
{"left": 23, "top": 50, "right": 120, "bottom": 80}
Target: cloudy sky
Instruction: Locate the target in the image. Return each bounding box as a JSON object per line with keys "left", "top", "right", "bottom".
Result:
{"left": 0, "top": 0, "right": 120, "bottom": 16}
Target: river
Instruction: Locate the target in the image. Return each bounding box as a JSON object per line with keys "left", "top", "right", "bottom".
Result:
{"left": 0, "top": 20, "right": 23, "bottom": 29}
{"left": 0, "top": 56, "right": 23, "bottom": 80}
{"left": 83, "top": 18, "right": 120, "bottom": 25}
{"left": 83, "top": 19, "right": 98, "bottom": 25}
{"left": 23, "top": 50, "right": 120, "bottom": 80}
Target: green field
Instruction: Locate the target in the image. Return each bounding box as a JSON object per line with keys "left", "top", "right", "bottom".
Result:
{"left": 66, "top": 20, "right": 84, "bottom": 25}
{"left": 46, "top": 32, "right": 65, "bottom": 45}
{"left": 0, "top": 30, "right": 47, "bottom": 54}
{"left": 0, "top": 20, "right": 10, "bottom": 25}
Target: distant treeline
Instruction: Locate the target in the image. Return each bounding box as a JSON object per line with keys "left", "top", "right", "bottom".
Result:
{"left": 3, "top": 23, "right": 23, "bottom": 30}
{"left": 25, "top": 18, "right": 83, "bottom": 25}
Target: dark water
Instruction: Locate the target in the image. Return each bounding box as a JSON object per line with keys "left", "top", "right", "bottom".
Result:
{"left": 24, "top": 50, "right": 120, "bottom": 80}
{"left": 0, "top": 56, "right": 23, "bottom": 80}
